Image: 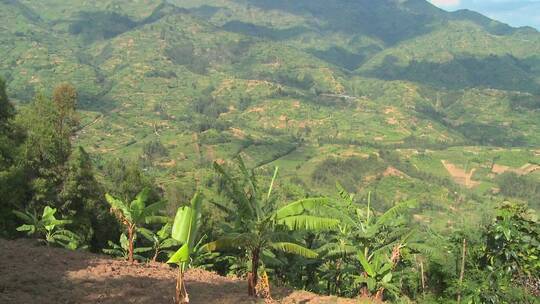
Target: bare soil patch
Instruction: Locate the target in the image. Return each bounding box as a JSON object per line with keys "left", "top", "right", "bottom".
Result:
{"left": 382, "top": 166, "right": 408, "bottom": 178}
{"left": 441, "top": 160, "right": 480, "bottom": 188}
{"left": 491, "top": 163, "right": 540, "bottom": 175}
{"left": 0, "top": 239, "right": 356, "bottom": 304}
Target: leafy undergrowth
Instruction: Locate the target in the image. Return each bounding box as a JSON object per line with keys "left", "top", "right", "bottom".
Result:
{"left": 0, "top": 239, "right": 356, "bottom": 304}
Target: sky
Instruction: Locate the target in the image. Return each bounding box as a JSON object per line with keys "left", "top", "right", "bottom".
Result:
{"left": 429, "top": 0, "right": 540, "bottom": 30}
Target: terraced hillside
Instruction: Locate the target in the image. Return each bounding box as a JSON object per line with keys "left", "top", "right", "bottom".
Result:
{"left": 1, "top": 0, "right": 539, "bottom": 231}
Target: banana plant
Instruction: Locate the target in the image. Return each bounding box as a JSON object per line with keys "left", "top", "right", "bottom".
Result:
{"left": 138, "top": 223, "right": 180, "bottom": 262}
{"left": 355, "top": 247, "right": 402, "bottom": 301}
{"left": 166, "top": 192, "right": 203, "bottom": 304}
{"left": 189, "top": 235, "right": 220, "bottom": 270}
{"left": 315, "top": 184, "right": 418, "bottom": 298}
{"left": 103, "top": 233, "right": 152, "bottom": 261}
{"left": 105, "top": 188, "right": 167, "bottom": 263}
{"left": 204, "top": 156, "right": 340, "bottom": 297}
{"left": 13, "top": 206, "right": 81, "bottom": 249}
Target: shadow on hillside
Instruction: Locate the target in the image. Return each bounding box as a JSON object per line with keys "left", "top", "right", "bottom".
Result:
{"left": 233, "top": 0, "right": 437, "bottom": 44}
{"left": 308, "top": 45, "right": 382, "bottom": 70}
{"left": 61, "top": 274, "right": 261, "bottom": 304}
{"left": 78, "top": 92, "right": 118, "bottom": 114}
{"left": 69, "top": 11, "right": 137, "bottom": 44}
{"left": 0, "top": 239, "right": 295, "bottom": 303}
{"left": 59, "top": 263, "right": 294, "bottom": 304}
{"left": 221, "top": 20, "right": 310, "bottom": 41}
{"left": 237, "top": 0, "right": 522, "bottom": 41}
{"left": 363, "top": 54, "right": 540, "bottom": 94}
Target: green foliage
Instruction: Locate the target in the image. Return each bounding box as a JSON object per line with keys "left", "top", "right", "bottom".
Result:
{"left": 60, "top": 146, "right": 112, "bottom": 248}
{"left": 0, "top": 78, "right": 14, "bottom": 124}
{"left": 484, "top": 202, "right": 539, "bottom": 277}
{"left": 415, "top": 202, "right": 540, "bottom": 303}
{"left": 510, "top": 94, "right": 540, "bottom": 111}
{"left": 17, "top": 93, "right": 70, "bottom": 207}
{"left": 13, "top": 206, "right": 82, "bottom": 249}
{"left": 0, "top": 77, "right": 22, "bottom": 237}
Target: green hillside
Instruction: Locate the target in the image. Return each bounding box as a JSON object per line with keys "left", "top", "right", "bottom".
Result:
{"left": 1, "top": 0, "right": 539, "bottom": 212}
{"left": 1, "top": 0, "right": 540, "bottom": 302}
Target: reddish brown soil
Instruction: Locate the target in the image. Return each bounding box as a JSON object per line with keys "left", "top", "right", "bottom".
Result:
{"left": 0, "top": 239, "right": 356, "bottom": 304}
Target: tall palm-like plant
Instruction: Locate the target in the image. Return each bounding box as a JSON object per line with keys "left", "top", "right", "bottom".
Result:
{"left": 105, "top": 188, "right": 166, "bottom": 263}
{"left": 205, "top": 156, "right": 340, "bottom": 297}
{"left": 316, "top": 184, "right": 419, "bottom": 299}
{"left": 167, "top": 192, "right": 203, "bottom": 304}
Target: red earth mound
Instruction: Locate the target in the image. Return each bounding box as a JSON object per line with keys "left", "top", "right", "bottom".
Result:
{"left": 0, "top": 239, "right": 356, "bottom": 304}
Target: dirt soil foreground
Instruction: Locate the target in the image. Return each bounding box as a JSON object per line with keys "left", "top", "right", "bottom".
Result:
{"left": 0, "top": 239, "right": 356, "bottom": 304}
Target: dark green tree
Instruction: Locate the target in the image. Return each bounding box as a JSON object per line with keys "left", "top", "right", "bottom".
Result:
{"left": 52, "top": 83, "right": 79, "bottom": 161}
{"left": 0, "top": 78, "right": 24, "bottom": 236}
{"left": 0, "top": 78, "right": 14, "bottom": 128}
{"left": 17, "top": 93, "right": 69, "bottom": 209}
{"left": 61, "top": 146, "right": 115, "bottom": 249}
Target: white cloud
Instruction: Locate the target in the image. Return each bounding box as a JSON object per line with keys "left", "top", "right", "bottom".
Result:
{"left": 430, "top": 0, "right": 540, "bottom": 29}
{"left": 430, "top": 0, "right": 462, "bottom": 6}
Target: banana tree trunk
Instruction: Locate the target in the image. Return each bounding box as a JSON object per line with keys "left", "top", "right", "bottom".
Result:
{"left": 248, "top": 248, "right": 260, "bottom": 297}
{"left": 152, "top": 248, "right": 159, "bottom": 262}
{"left": 127, "top": 225, "right": 135, "bottom": 263}
{"left": 175, "top": 267, "right": 189, "bottom": 304}
{"left": 374, "top": 288, "right": 384, "bottom": 301}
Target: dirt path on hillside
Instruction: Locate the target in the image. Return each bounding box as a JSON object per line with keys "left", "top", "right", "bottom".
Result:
{"left": 441, "top": 160, "right": 480, "bottom": 188}
{"left": 492, "top": 163, "right": 540, "bottom": 175}
{"left": 0, "top": 239, "right": 355, "bottom": 304}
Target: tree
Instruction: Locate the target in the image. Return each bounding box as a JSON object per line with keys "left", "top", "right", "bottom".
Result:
{"left": 0, "top": 77, "right": 22, "bottom": 236}
{"left": 483, "top": 202, "right": 539, "bottom": 279}
{"left": 443, "top": 205, "right": 539, "bottom": 303}
{"left": 204, "top": 156, "right": 340, "bottom": 297}
{"left": 5, "top": 85, "right": 80, "bottom": 237}
{"left": 167, "top": 192, "right": 204, "bottom": 304}
{"left": 61, "top": 146, "right": 112, "bottom": 248}
{"left": 0, "top": 78, "right": 14, "bottom": 125}
{"left": 17, "top": 93, "right": 70, "bottom": 209}
{"left": 105, "top": 188, "right": 166, "bottom": 262}
{"left": 52, "top": 83, "right": 79, "bottom": 161}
